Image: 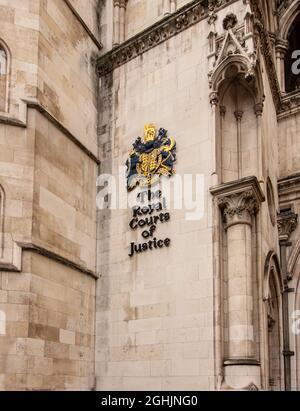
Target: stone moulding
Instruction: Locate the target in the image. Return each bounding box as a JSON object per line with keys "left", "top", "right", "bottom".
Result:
{"left": 64, "top": 0, "right": 103, "bottom": 50}
{"left": 210, "top": 175, "right": 265, "bottom": 203}
{"left": 250, "top": 0, "right": 282, "bottom": 112}
{"left": 96, "top": 0, "right": 236, "bottom": 76}
{"left": 278, "top": 91, "right": 300, "bottom": 119}
{"left": 249, "top": 0, "right": 300, "bottom": 117}
{"left": 276, "top": 0, "right": 298, "bottom": 19}
{"left": 278, "top": 172, "right": 300, "bottom": 198}
{"left": 0, "top": 100, "right": 100, "bottom": 165}
{"left": 18, "top": 242, "right": 98, "bottom": 278}
{"left": 210, "top": 176, "right": 265, "bottom": 227}
{"left": 24, "top": 100, "right": 100, "bottom": 165}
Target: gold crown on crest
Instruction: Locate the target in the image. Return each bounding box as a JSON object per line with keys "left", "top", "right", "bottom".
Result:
{"left": 143, "top": 123, "right": 157, "bottom": 142}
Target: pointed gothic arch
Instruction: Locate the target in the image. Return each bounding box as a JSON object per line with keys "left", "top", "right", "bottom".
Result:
{"left": 210, "top": 55, "right": 264, "bottom": 184}
{"left": 278, "top": 1, "right": 300, "bottom": 92}
{"left": 0, "top": 38, "right": 11, "bottom": 112}
{"left": 279, "top": 0, "right": 300, "bottom": 41}
{"left": 263, "top": 252, "right": 284, "bottom": 391}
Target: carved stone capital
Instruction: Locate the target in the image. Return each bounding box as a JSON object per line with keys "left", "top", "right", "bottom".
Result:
{"left": 119, "top": 0, "right": 128, "bottom": 8}
{"left": 218, "top": 189, "right": 259, "bottom": 227}
{"left": 210, "top": 176, "right": 265, "bottom": 228}
{"left": 277, "top": 210, "right": 298, "bottom": 242}
{"left": 234, "top": 110, "right": 243, "bottom": 121}
{"left": 220, "top": 105, "right": 226, "bottom": 116}
{"left": 254, "top": 102, "right": 264, "bottom": 116}
{"left": 209, "top": 91, "right": 219, "bottom": 106}
{"left": 275, "top": 39, "right": 289, "bottom": 55}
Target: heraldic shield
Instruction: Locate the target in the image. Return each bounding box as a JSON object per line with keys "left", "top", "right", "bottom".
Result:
{"left": 126, "top": 124, "right": 177, "bottom": 191}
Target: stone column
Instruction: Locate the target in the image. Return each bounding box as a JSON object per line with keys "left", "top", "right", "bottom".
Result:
{"left": 113, "top": 0, "right": 120, "bottom": 47}
{"left": 275, "top": 39, "right": 288, "bottom": 92}
{"left": 210, "top": 177, "right": 265, "bottom": 390}
{"left": 221, "top": 191, "right": 257, "bottom": 360}
{"left": 277, "top": 210, "right": 298, "bottom": 391}
{"left": 163, "top": 0, "right": 171, "bottom": 15}
{"left": 170, "top": 0, "right": 176, "bottom": 13}
{"left": 210, "top": 91, "right": 219, "bottom": 186}
{"left": 254, "top": 103, "right": 264, "bottom": 187}
{"left": 234, "top": 111, "right": 243, "bottom": 179}
{"left": 119, "top": 0, "right": 127, "bottom": 43}
{"left": 113, "top": 0, "right": 128, "bottom": 47}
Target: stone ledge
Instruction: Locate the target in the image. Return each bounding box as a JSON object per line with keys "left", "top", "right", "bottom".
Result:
{"left": 0, "top": 113, "right": 26, "bottom": 128}
{"left": 210, "top": 176, "right": 265, "bottom": 203}
{"left": 224, "top": 358, "right": 261, "bottom": 367}
{"left": 25, "top": 100, "right": 100, "bottom": 165}
{"left": 278, "top": 173, "right": 300, "bottom": 196}
{"left": 0, "top": 101, "right": 100, "bottom": 165}
{"left": 17, "top": 241, "right": 99, "bottom": 279}
{"left": 278, "top": 90, "right": 300, "bottom": 119}
{"left": 0, "top": 235, "right": 22, "bottom": 273}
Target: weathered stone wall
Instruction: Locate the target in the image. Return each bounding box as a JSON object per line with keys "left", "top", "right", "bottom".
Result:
{"left": 37, "top": 0, "right": 99, "bottom": 156}
{"left": 125, "top": 0, "right": 192, "bottom": 39}
{"left": 0, "top": 0, "right": 99, "bottom": 390}
{"left": 0, "top": 253, "right": 95, "bottom": 390}
{"left": 95, "top": 0, "right": 291, "bottom": 391}
{"left": 96, "top": 9, "right": 215, "bottom": 390}
{"left": 32, "top": 110, "right": 97, "bottom": 272}
{"left": 278, "top": 112, "right": 300, "bottom": 178}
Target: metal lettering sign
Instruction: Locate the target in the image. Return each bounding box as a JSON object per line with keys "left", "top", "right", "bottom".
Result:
{"left": 126, "top": 124, "right": 176, "bottom": 257}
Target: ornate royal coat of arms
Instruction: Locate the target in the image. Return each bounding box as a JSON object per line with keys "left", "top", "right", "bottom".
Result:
{"left": 126, "top": 124, "right": 177, "bottom": 190}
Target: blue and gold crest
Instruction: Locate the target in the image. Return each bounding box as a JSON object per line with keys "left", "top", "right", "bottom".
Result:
{"left": 126, "top": 124, "right": 177, "bottom": 190}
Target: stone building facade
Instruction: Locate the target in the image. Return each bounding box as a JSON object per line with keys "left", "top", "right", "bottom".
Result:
{"left": 0, "top": 0, "right": 300, "bottom": 391}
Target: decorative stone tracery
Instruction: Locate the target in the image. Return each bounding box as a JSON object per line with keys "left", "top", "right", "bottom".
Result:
{"left": 97, "top": 0, "right": 238, "bottom": 76}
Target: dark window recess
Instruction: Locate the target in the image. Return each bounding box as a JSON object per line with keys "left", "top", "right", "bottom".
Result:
{"left": 285, "top": 13, "right": 300, "bottom": 93}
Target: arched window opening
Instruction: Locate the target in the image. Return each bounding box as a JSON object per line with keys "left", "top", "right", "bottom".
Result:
{"left": 218, "top": 67, "right": 259, "bottom": 183}
{"left": 267, "top": 270, "right": 282, "bottom": 391}
{"left": 0, "top": 43, "right": 8, "bottom": 111}
{"left": 284, "top": 13, "right": 300, "bottom": 93}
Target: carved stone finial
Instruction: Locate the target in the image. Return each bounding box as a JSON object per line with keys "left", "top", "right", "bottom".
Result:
{"left": 223, "top": 13, "right": 238, "bottom": 31}
{"left": 208, "top": 12, "right": 217, "bottom": 26}
{"left": 246, "top": 382, "right": 259, "bottom": 391}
